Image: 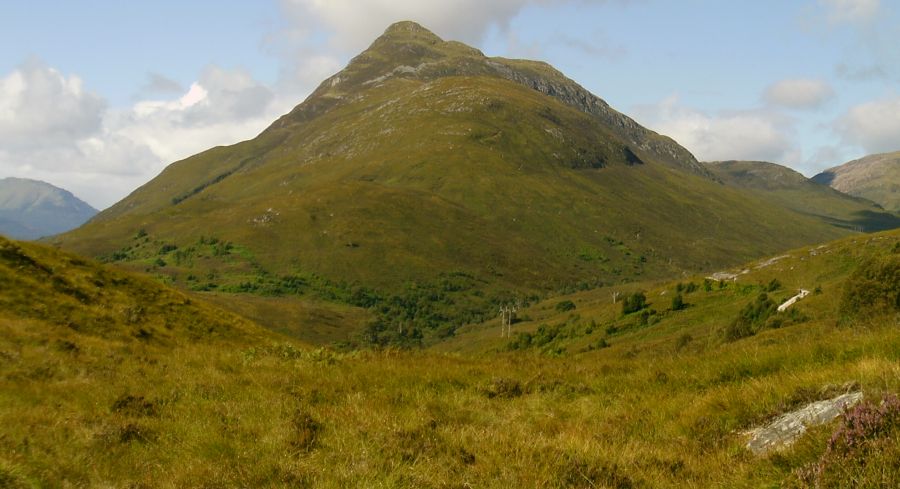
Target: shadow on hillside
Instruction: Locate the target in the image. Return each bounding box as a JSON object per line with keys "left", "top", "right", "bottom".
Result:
{"left": 811, "top": 172, "right": 835, "bottom": 186}
{"left": 816, "top": 210, "right": 900, "bottom": 233}
{"left": 852, "top": 210, "right": 900, "bottom": 232}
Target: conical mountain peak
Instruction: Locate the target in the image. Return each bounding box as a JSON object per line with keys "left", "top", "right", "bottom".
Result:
{"left": 380, "top": 21, "right": 443, "bottom": 42}
{"left": 270, "top": 22, "right": 703, "bottom": 175}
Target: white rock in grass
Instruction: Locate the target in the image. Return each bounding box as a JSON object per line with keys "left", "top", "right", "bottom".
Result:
{"left": 744, "top": 391, "right": 863, "bottom": 456}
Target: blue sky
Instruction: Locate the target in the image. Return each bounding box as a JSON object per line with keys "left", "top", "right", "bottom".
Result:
{"left": 1, "top": 0, "right": 898, "bottom": 208}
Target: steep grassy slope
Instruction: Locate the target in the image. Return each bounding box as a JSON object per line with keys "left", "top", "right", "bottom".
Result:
{"left": 813, "top": 151, "right": 900, "bottom": 213}
{"left": 3, "top": 231, "right": 898, "bottom": 487}
{"left": 54, "top": 22, "right": 857, "bottom": 343}
{"left": 707, "top": 160, "right": 900, "bottom": 232}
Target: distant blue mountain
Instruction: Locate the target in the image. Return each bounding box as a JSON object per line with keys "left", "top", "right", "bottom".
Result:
{"left": 0, "top": 177, "right": 97, "bottom": 240}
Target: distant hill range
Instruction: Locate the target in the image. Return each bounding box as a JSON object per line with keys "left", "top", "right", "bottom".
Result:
{"left": 813, "top": 151, "right": 900, "bottom": 213}
{"left": 51, "top": 21, "right": 884, "bottom": 344}
{"left": 0, "top": 177, "right": 97, "bottom": 240}
{"left": 706, "top": 160, "right": 900, "bottom": 232}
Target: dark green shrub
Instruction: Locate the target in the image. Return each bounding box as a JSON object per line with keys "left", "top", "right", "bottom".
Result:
{"left": 622, "top": 292, "right": 647, "bottom": 315}
{"left": 671, "top": 294, "right": 686, "bottom": 311}
{"left": 638, "top": 310, "right": 650, "bottom": 326}
{"left": 724, "top": 293, "right": 777, "bottom": 341}
{"left": 158, "top": 243, "right": 177, "bottom": 254}
{"left": 555, "top": 300, "right": 576, "bottom": 312}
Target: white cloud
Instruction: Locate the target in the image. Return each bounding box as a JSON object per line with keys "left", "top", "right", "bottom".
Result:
{"left": 819, "top": 0, "right": 880, "bottom": 24}
{"left": 764, "top": 78, "right": 834, "bottom": 109}
{"left": 0, "top": 61, "right": 288, "bottom": 209}
{"left": 278, "top": 0, "right": 540, "bottom": 51}
{"left": 637, "top": 95, "right": 795, "bottom": 163}
{"left": 0, "top": 59, "right": 106, "bottom": 150}
{"left": 836, "top": 95, "right": 900, "bottom": 154}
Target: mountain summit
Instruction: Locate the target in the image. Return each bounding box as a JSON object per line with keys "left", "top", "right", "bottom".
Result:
{"left": 269, "top": 21, "right": 706, "bottom": 176}
{"left": 55, "top": 22, "right": 858, "bottom": 340}
{"left": 813, "top": 151, "right": 900, "bottom": 213}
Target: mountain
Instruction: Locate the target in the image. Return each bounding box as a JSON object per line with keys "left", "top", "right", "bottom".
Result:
{"left": 0, "top": 177, "right": 98, "bottom": 240}
{"left": 706, "top": 160, "right": 900, "bottom": 232}
{"left": 54, "top": 22, "right": 860, "bottom": 343}
{"left": 813, "top": 151, "right": 900, "bottom": 213}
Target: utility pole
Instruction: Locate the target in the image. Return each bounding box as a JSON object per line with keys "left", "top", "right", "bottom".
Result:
{"left": 499, "top": 302, "right": 519, "bottom": 338}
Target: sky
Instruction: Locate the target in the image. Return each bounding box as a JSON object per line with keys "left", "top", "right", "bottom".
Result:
{"left": 1, "top": 0, "right": 898, "bottom": 209}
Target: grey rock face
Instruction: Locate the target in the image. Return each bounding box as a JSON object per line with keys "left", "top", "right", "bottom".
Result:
{"left": 744, "top": 391, "right": 863, "bottom": 456}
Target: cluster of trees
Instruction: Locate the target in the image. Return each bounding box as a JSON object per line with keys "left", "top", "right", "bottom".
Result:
{"left": 724, "top": 293, "right": 778, "bottom": 341}
{"left": 621, "top": 292, "right": 647, "bottom": 314}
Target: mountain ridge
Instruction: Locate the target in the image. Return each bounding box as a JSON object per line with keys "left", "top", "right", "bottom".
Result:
{"left": 705, "top": 160, "right": 900, "bottom": 232}
{"left": 813, "top": 151, "right": 900, "bottom": 213}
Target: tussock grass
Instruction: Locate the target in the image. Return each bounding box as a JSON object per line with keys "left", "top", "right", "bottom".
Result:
{"left": 2, "top": 232, "right": 899, "bottom": 486}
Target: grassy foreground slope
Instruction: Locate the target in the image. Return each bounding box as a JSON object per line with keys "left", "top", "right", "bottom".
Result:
{"left": 3, "top": 230, "right": 899, "bottom": 486}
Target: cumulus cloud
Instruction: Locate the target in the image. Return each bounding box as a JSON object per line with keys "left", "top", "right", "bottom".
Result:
{"left": 819, "top": 0, "right": 880, "bottom": 24}
{"left": 279, "top": 0, "right": 542, "bottom": 50}
{"left": 0, "top": 59, "right": 106, "bottom": 150}
{"left": 637, "top": 95, "right": 795, "bottom": 163}
{"left": 0, "top": 61, "right": 287, "bottom": 208}
{"left": 763, "top": 78, "right": 834, "bottom": 110}
{"left": 836, "top": 95, "right": 900, "bottom": 154}
{"left": 267, "top": 0, "right": 561, "bottom": 97}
